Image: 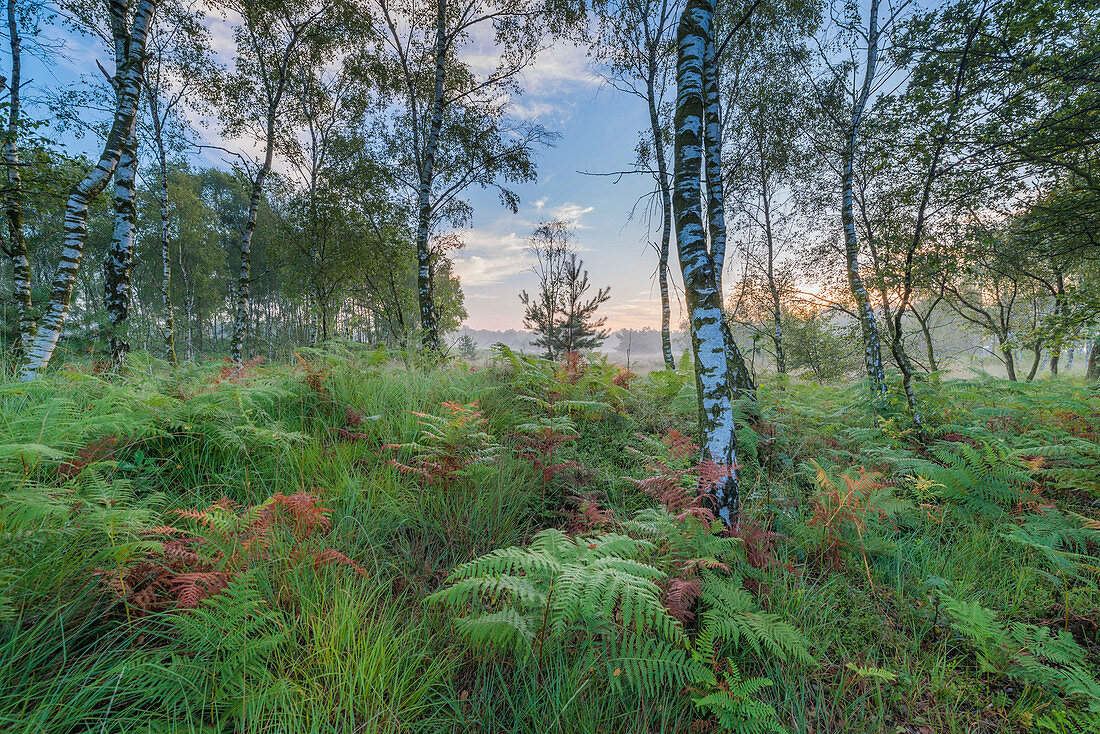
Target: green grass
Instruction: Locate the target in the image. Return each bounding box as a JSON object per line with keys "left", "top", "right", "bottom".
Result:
{"left": 0, "top": 345, "right": 1097, "bottom": 733}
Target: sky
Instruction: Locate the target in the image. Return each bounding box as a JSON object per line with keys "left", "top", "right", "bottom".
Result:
{"left": 18, "top": 12, "right": 684, "bottom": 333}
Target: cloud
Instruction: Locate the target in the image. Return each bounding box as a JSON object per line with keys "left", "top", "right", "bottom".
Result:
{"left": 519, "top": 41, "right": 602, "bottom": 96}
{"left": 451, "top": 230, "right": 530, "bottom": 286}
{"left": 549, "top": 202, "right": 595, "bottom": 226}
{"left": 457, "top": 27, "right": 600, "bottom": 122}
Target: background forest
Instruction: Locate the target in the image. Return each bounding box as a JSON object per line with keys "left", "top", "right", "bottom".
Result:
{"left": 1, "top": 0, "right": 1100, "bottom": 733}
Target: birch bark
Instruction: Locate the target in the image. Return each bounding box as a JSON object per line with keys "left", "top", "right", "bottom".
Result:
{"left": 20, "top": 0, "right": 157, "bottom": 380}
{"left": 674, "top": 0, "right": 739, "bottom": 523}
{"left": 104, "top": 122, "right": 139, "bottom": 366}
{"left": 4, "top": 0, "right": 31, "bottom": 357}
{"left": 842, "top": 0, "right": 887, "bottom": 402}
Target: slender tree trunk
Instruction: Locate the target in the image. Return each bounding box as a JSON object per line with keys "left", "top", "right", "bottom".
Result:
{"left": 759, "top": 173, "right": 785, "bottom": 374}
{"left": 1049, "top": 267, "right": 1065, "bottom": 376}
{"left": 4, "top": 0, "right": 32, "bottom": 357}
{"left": 20, "top": 0, "right": 156, "bottom": 380}
{"left": 1026, "top": 341, "right": 1043, "bottom": 381}
{"left": 913, "top": 307, "right": 939, "bottom": 372}
{"left": 1087, "top": 334, "right": 1100, "bottom": 379}
{"left": 149, "top": 94, "right": 177, "bottom": 365}
{"left": 232, "top": 172, "right": 264, "bottom": 364}
{"left": 1001, "top": 341, "right": 1017, "bottom": 381}
{"left": 415, "top": 0, "right": 448, "bottom": 351}
{"left": 104, "top": 123, "right": 138, "bottom": 367}
{"left": 842, "top": 0, "right": 887, "bottom": 403}
{"left": 675, "top": 0, "right": 738, "bottom": 523}
{"left": 179, "top": 241, "right": 194, "bottom": 360}
{"left": 646, "top": 73, "right": 676, "bottom": 370}
{"left": 702, "top": 28, "right": 754, "bottom": 401}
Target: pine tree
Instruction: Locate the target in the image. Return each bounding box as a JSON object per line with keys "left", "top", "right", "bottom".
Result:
{"left": 519, "top": 221, "right": 611, "bottom": 359}
{"left": 457, "top": 333, "right": 478, "bottom": 359}
{"left": 557, "top": 254, "right": 611, "bottom": 354}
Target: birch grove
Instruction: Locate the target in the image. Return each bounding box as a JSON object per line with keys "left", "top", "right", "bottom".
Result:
{"left": 19, "top": 0, "right": 157, "bottom": 380}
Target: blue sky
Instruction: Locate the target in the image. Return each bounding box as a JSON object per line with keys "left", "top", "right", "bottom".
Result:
{"left": 455, "top": 40, "right": 671, "bottom": 330}
{"left": 19, "top": 17, "right": 679, "bottom": 332}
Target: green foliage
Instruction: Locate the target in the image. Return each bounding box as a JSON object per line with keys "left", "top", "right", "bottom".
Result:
{"left": 430, "top": 509, "right": 811, "bottom": 732}
{"left": 892, "top": 438, "right": 1031, "bottom": 514}
{"left": 940, "top": 593, "right": 1100, "bottom": 712}
{"left": 150, "top": 574, "right": 289, "bottom": 724}
{"left": 386, "top": 401, "right": 503, "bottom": 483}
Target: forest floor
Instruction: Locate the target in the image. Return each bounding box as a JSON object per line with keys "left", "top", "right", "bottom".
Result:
{"left": 1, "top": 343, "right": 1098, "bottom": 734}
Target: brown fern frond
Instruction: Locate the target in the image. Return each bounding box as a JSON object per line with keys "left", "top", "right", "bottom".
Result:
{"left": 312, "top": 548, "right": 368, "bottom": 576}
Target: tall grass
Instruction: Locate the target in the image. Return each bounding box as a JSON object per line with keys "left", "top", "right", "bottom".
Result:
{"left": 0, "top": 347, "right": 1097, "bottom": 732}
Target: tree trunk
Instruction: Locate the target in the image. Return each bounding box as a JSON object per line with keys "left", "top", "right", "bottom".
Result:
{"left": 675, "top": 0, "right": 738, "bottom": 523}
{"left": 914, "top": 309, "right": 939, "bottom": 373}
{"left": 20, "top": 0, "right": 156, "bottom": 380}
{"left": 179, "top": 240, "right": 194, "bottom": 360}
{"left": 841, "top": 0, "right": 887, "bottom": 403}
{"left": 1048, "top": 267, "right": 1065, "bottom": 376}
{"left": 760, "top": 171, "right": 785, "bottom": 374}
{"left": 415, "top": 0, "right": 448, "bottom": 351}
{"left": 1026, "top": 341, "right": 1042, "bottom": 382}
{"left": 646, "top": 72, "right": 676, "bottom": 370}
{"left": 1087, "top": 335, "right": 1100, "bottom": 379}
{"left": 104, "top": 123, "right": 138, "bottom": 367}
{"left": 1001, "top": 341, "right": 1017, "bottom": 381}
{"left": 4, "top": 0, "right": 32, "bottom": 358}
{"left": 702, "top": 28, "right": 754, "bottom": 402}
{"left": 149, "top": 94, "right": 177, "bottom": 365}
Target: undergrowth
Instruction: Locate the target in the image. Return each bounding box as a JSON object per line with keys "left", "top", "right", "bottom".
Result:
{"left": 0, "top": 346, "right": 1097, "bottom": 732}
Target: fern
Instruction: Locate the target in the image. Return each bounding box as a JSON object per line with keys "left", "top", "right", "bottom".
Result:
{"left": 430, "top": 510, "right": 808, "bottom": 733}
{"left": 386, "top": 401, "right": 503, "bottom": 483}
{"left": 940, "top": 593, "right": 1100, "bottom": 711}
{"left": 150, "top": 574, "right": 289, "bottom": 722}
{"left": 891, "top": 438, "right": 1029, "bottom": 514}
{"left": 691, "top": 664, "right": 783, "bottom": 734}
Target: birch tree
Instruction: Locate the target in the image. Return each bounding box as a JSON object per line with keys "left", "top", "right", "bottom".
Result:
{"left": 367, "top": 0, "right": 581, "bottom": 350}
{"left": 593, "top": 0, "right": 681, "bottom": 369}
{"left": 673, "top": 0, "right": 740, "bottom": 523}
{"left": 831, "top": 0, "right": 890, "bottom": 403}
{"left": 103, "top": 116, "right": 138, "bottom": 365}
{"left": 20, "top": 0, "right": 157, "bottom": 380}
{"left": 214, "top": 0, "right": 333, "bottom": 364}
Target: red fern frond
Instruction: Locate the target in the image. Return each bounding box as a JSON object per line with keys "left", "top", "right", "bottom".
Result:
{"left": 58, "top": 435, "right": 119, "bottom": 479}
{"left": 312, "top": 548, "right": 368, "bottom": 576}
{"left": 664, "top": 575, "right": 704, "bottom": 623}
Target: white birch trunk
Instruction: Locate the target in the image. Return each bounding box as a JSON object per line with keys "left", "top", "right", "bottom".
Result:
{"left": 674, "top": 0, "right": 739, "bottom": 523}
{"left": 842, "top": 0, "right": 887, "bottom": 402}
{"left": 104, "top": 121, "right": 138, "bottom": 366}
{"left": 20, "top": 0, "right": 157, "bottom": 380}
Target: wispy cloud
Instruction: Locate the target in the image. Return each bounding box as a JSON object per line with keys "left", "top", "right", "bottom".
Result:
{"left": 451, "top": 230, "right": 530, "bottom": 286}
{"left": 550, "top": 202, "right": 595, "bottom": 226}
